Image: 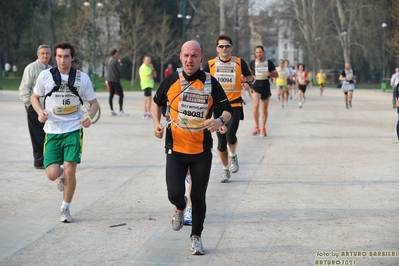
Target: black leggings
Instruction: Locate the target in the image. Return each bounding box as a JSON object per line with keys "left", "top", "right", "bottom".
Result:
{"left": 108, "top": 82, "right": 124, "bottom": 111}
{"left": 216, "top": 107, "right": 242, "bottom": 152}
{"left": 166, "top": 150, "right": 212, "bottom": 236}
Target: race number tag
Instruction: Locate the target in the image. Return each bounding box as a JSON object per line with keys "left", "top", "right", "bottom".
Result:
{"left": 215, "top": 58, "right": 236, "bottom": 92}
{"left": 177, "top": 86, "right": 211, "bottom": 131}
{"left": 215, "top": 66, "right": 235, "bottom": 91}
{"left": 52, "top": 84, "right": 80, "bottom": 115}
{"left": 255, "top": 61, "right": 268, "bottom": 80}
{"left": 346, "top": 70, "right": 353, "bottom": 81}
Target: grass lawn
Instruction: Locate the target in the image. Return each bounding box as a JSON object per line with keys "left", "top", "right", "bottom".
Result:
{"left": 0, "top": 76, "right": 387, "bottom": 92}
{"left": 0, "top": 76, "right": 159, "bottom": 92}
{"left": 314, "top": 82, "right": 387, "bottom": 90}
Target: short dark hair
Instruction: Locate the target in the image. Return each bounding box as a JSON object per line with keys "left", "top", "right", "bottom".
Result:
{"left": 110, "top": 48, "right": 118, "bottom": 56}
{"left": 216, "top": 35, "right": 233, "bottom": 46}
{"left": 298, "top": 63, "right": 306, "bottom": 70}
{"left": 73, "top": 57, "right": 80, "bottom": 65}
{"left": 53, "top": 42, "right": 76, "bottom": 58}
{"left": 255, "top": 45, "right": 264, "bottom": 51}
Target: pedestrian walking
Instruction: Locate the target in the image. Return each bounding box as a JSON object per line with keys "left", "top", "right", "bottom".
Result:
{"left": 105, "top": 48, "right": 128, "bottom": 116}
{"left": 18, "top": 44, "right": 52, "bottom": 169}
{"left": 139, "top": 55, "right": 157, "bottom": 119}
{"left": 390, "top": 68, "right": 399, "bottom": 109}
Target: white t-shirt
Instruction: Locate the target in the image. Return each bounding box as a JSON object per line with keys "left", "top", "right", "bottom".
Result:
{"left": 33, "top": 68, "right": 96, "bottom": 134}
{"left": 390, "top": 72, "right": 399, "bottom": 87}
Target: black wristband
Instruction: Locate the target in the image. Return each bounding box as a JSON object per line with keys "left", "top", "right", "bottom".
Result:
{"left": 219, "top": 116, "right": 226, "bottom": 125}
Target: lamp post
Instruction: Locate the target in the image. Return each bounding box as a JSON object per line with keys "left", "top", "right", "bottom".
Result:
{"left": 382, "top": 22, "right": 387, "bottom": 91}
{"left": 340, "top": 30, "right": 348, "bottom": 69}
{"left": 177, "top": 0, "right": 191, "bottom": 43}
{"left": 84, "top": 0, "right": 103, "bottom": 90}
{"left": 296, "top": 41, "right": 299, "bottom": 65}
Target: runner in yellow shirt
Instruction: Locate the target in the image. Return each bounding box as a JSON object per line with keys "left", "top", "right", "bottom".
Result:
{"left": 275, "top": 59, "right": 288, "bottom": 108}
{"left": 316, "top": 68, "right": 327, "bottom": 96}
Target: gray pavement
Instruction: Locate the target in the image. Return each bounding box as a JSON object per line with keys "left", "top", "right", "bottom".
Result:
{"left": 0, "top": 86, "right": 399, "bottom": 266}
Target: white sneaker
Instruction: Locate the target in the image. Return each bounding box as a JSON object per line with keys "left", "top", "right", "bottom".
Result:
{"left": 60, "top": 208, "right": 73, "bottom": 223}
{"left": 170, "top": 196, "right": 187, "bottom": 231}
{"left": 190, "top": 236, "right": 205, "bottom": 255}
{"left": 229, "top": 155, "right": 239, "bottom": 173}
{"left": 185, "top": 174, "right": 191, "bottom": 184}
{"left": 219, "top": 169, "right": 231, "bottom": 183}
{"left": 111, "top": 110, "right": 118, "bottom": 116}
{"left": 57, "top": 165, "right": 65, "bottom": 192}
{"left": 142, "top": 113, "right": 148, "bottom": 119}
{"left": 119, "top": 110, "right": 129, "bottom": 117}
{"left": 184, "top": 206, "right": 192, "bottom": 225}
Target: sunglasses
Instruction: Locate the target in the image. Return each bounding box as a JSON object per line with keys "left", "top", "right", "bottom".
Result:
{"left": 217, "top": 44, "right": 232, "bottom": 49}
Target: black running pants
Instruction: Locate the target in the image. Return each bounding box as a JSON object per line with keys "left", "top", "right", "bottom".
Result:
{"left": 166, "top": 150, "right": 212, "bottom": 236}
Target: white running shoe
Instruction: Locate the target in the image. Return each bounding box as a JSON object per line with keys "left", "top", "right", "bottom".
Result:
{"left": 184, "top": 206, "right": 192, "bottom": 225}
{"left": 229, "top": 155, "right": 239, "bottom": 173}
{"left": 111, "top": 110, "right": 118, "bottom": 116}
{"left": 185, "top": 174, "right": 191, "bottom": 184}
{"left": 60, "top": 208, "right": 73, "bottom": 223}
{"left": 219, "top": 169, "right": 231, "bottom": 183}
{"left": 190, "top": 236, "right": 205, "bottom": 255}
{"left": 170, "top": 196, "right": 187, "bottom": 231}
{"left": 119, "top": 110, "right": 129, "bottom": 117}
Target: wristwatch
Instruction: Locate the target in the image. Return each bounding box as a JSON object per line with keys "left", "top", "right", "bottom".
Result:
{"left": 219, "top": 116, "right": 226, "bottom": 125}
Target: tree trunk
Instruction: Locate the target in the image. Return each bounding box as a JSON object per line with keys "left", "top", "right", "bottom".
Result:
{"left": 219, "top": 0, "right": 226, "bottom": 35}
{"left": 131, "top": 53, "right": 136, "bottom": 90}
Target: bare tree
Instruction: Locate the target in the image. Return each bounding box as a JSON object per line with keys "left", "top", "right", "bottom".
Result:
{"left": 330, "top": 0, "right": 356, "bottom": 64}
{"left": 150, "top": 10, "right": 180, "bottom": 80}
{"left": 55, "top": 0, "right": 120, "bottom": 77}
{"left": 236, "top": 0, "right": 251, "bottom": 60}
{"left": 217, "top": 0, "right": 251, "bottom": 59}
{"left": 289, "top": 0, "right": 331, "bottom": 73}
{"left": 220, "top": 0, "right": 227, "bottom": 34}
{"left": 185, "top": 0, "right": 220, "bottom": 60}
{"left": 118, "top": 2, "right": 152, "bottom": 89}
{"left": 387, "top": 0, "right": 399, "bottom": 64}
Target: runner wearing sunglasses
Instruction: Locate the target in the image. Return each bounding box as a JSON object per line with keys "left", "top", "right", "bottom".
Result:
{"left": 203, "top": 35, "right": 253, "bottom": 183}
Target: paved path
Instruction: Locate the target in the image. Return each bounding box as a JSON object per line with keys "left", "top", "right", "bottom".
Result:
{"left": 0, "top": 87, "right": 398, "bottom": 266}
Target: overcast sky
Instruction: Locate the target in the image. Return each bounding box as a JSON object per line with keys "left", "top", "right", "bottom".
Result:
{"left": 249, "top": 0, "right": 273, "bottom": 15}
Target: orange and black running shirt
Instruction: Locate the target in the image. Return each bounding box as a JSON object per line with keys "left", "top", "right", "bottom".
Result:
{"left": 153, "top": 69, "right": 232, "bottom": 155}
{"left": 203, "top": 56, "right": 251, "bottom": 107}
